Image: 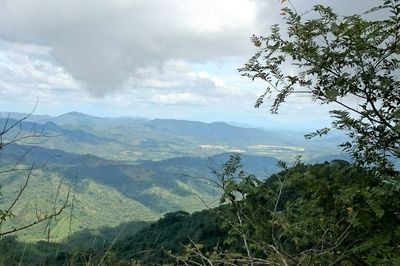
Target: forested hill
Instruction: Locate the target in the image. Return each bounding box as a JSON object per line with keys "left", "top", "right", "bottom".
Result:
{"left": 0, "top": 143, "right": 279, "bottom": 241}
{"left": 0, "top": 111, "right": 348, "bottom": 243}
{"left": 2, "top": 161, "right": 398, "bottom": 265}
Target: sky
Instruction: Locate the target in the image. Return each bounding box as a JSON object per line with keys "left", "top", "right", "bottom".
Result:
{"left": 0, "top": 0, "right": 379, "bottom": 129}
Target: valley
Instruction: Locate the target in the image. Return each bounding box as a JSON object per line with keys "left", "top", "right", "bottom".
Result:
{"left": 0, "top": 111, "right": 346, "bottom": 243}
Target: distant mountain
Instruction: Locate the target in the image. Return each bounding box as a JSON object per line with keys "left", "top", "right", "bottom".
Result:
{"left": 146, "top": 119, "right": 295, "bottom": 146}
{"left": 51, "top": 111, "right": 110, "bottom": 127}
{"left": 0, "top": 111, "right": 345, "bottom": 162}
{"left": 0, "top": 111, "right": 53, "bottom": 123}
{"left": 50, "top": 112, "right": 300, "bottom": 147}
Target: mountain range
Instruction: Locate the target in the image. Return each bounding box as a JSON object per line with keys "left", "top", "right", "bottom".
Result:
{"left": 0, "top": 111, "right": 345, "bottom": 162}
{"left": 0, "top": 111, "right": 347, "bottom": 241}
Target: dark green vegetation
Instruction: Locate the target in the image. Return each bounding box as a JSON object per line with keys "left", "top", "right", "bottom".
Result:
{"left": 0, "top": 208, "right": 226, "bottom": 265}
{"left": 0, "top": 221, "right": 150, "bottom": 266}
{"left": 1, "top": 161, "right": 398, "bottom": 265}
{"left": 116, "top": 209, "right": 227, "bottom": 265}
{"left": 1, "top": 0, "right": 399, "bottom": 265}
{"left": 211, "top": 157, "right": 400, "bottom": 265}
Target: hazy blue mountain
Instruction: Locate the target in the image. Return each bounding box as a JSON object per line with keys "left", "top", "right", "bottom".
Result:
{"left": 49, "top": 112, "right": 298, "bottom": 147}
{"left": 0, "top": 112, "right": 53, "bottom": 123}
{"left": 0, "top": 111, "right": 345, "bottom": 162}
{"left": 0, "top": 118, "right": 111, "bottom": 143}
{"left": 51, "top": 111, "right": 110, "bottom": 127}
{"left": 145, "top": 119, "right": 296, "bottom": 146}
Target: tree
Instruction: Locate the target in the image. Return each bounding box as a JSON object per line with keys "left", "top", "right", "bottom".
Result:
{"left": 0, "top": 107, "right": 69, "bottom": 238}
{"left": 239, "top": 0, "right": 400, "bottom": 174}
{"left": 173, "top": 1, "right": 400, "bottom": 265}
{"left": 216, "top": 157, "right": 400, "bottom": 265}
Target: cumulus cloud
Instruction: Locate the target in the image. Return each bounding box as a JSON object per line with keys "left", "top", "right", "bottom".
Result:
{"left": 0, "top": 0, "right": 379, "bottom": 94}
{"left": 119, "top": 59, "right": 258, "bottom": 107}
{"left": 0, "top": 41, "right": 85, "bottom": 107}
{"left": 0, "top": 0, "right": 271, "bottom": 96}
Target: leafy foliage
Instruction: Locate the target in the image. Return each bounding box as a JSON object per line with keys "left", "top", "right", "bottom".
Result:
{"left": 239, "top": 0, "right": 400, "bottom": 172}
{"left": 0, "top": 220, "right": 148, "bottom": 266}
{"left": 1, "top": 159, "right": 398, "bottom": 265}
{"left": 180, "top": 158, "right": 400, "bottom": 265}
{"left": 115, "top": 209, "right": 227, "bottom": 265}
{"left": 168, "top": 2, "right": 400, "bottom": 264}
{"left": 0, "top": 209, "right": 228, "bottom": 265}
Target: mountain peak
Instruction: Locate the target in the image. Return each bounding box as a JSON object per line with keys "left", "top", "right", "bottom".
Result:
{"left": 62, "top": 111, "right": 92, "bottom": 117}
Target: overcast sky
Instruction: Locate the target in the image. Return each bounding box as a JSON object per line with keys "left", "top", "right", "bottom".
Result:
{"left": 0, "top": 0, "right": 379, "bottom": 129}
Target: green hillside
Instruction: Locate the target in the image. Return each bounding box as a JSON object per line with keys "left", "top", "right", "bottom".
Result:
{"left": 0, "top": 144, "right": 278, "bottom": 241}
{"left": 0, "top": 114, "right": 352, "bottom": 263}
{"left": 0, "top": 168, "right": 159, "bottom": 242}
{"left": 1, "top": 161, "right": 398, "bottom": 265}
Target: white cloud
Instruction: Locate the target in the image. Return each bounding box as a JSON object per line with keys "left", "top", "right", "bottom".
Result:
{"left": 151, "top": 92, "right": 205, "bottom": 105}
{"left": 181, "top": 0, "right": 257, "bottom": 33}
{"left": 0, "top": 42, "right": 79, "bottom": 89}
{"left": 0, "top": 0, "right": 270, "bottom": 95}
{"left": 0, "top": 41, "right": 86, "bottom": 110}
{"left": 118, "top": 59, "right": 258, "bottom": 107}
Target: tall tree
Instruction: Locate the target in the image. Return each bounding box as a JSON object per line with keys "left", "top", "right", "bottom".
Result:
{"left": 239, "top": 0, "right": 400, "bottom": 174}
